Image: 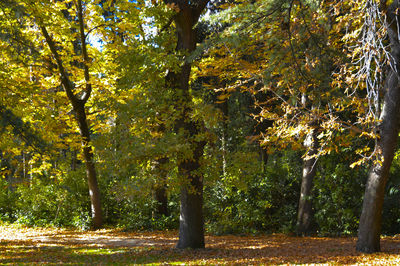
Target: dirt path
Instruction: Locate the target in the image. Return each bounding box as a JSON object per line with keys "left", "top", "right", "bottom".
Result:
{"left": 0, "top": 226, "right": 177, "bottom": 248}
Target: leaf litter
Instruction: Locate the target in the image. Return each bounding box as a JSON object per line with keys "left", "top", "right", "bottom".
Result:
{"left": 1, "top": 225, "right": 399, "bottom": 265}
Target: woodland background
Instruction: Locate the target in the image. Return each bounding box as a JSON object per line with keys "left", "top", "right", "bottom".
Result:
{"left": 1, "top": 0, "right": 400, "bottom": 254}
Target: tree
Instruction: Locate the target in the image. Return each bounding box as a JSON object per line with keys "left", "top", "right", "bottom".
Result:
{"left": 356, "top": 0, "right": 400, "bottom": 253}
{"left": 3, "top": 0, "right": 107, "bottom": 229}
{"left": 199, "top": 0, "right": 340, "bottom": 235}
{"left": 40, "top": 0, "right": 103, "bottom": 229}
{"left": 161, "top": 0, "right": 210, "bottom": 249}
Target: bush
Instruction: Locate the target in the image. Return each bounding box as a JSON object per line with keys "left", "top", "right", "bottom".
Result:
{"left": 313, "top": 155, "right": 367, "bottom": 236}
{"left": 107, "top": 182, "right": 180, "bottom": 231}
{"left": 204, "top": 151, "right": 301, "bottom": 235}
{"left": 14, "top": 170, "right": 91, "bottom": 229}
{"left": 0, "top": 177, "right": 18, "bottom": 222}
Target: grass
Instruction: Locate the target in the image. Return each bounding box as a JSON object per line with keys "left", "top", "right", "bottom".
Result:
{"left": 1, "top": 224, "right": 400, "bottom": 265}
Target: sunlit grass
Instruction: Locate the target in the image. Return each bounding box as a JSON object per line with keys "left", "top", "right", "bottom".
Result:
{"left": 73, "top": 248, "right": 128, "bottom": 255}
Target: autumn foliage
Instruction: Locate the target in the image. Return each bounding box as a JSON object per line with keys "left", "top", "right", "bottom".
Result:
{"left": 2, "top": 0, "right": 400, "bottom": 256}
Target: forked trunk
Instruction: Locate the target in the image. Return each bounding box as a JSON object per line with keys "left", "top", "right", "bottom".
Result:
{"left": 39, "top": 0, "right": 103, "bottom": 229}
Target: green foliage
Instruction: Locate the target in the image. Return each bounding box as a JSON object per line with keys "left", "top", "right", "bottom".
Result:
{"left": 313, "top": 155, "right": 367, "bottom": 236}
{"left": 97, "top": 166, "right": 181, "bottom": 231}
{"left": 205, "top": 151, "right": 301, "bottom": 235}
{"left": 14, "top": 170, "right": 91, "bottom": 229}
{"left": 114, "top": 195, "right": 179, "bottom": 231}
{"left": 0, "top": 177, "right": 18, "bottom": 222}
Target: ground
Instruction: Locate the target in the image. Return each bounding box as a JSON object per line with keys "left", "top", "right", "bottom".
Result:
{"left": 1, "top": 225, "right": 399, "bottom": 265}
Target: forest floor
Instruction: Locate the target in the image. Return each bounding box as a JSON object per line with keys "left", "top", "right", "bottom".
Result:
{"left": 1, "top": 225, "right": 399, "bottom": 265}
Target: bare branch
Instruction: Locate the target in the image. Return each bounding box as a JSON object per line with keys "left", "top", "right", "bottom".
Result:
{"left": 158, "top": 15, "right": 175, "bottom": 34}
{"left": 85, "top": 24, "right": 106, "bottom": 40}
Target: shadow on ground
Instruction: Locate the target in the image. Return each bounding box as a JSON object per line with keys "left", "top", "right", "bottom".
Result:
{"left": 1, "top": 227, "right": 399, "bottom": 264}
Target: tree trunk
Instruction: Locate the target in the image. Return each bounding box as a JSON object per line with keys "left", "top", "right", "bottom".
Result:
{"left": 176, "top": 139, "right": 205, "bottom": 249}
{"left": 71, "top": 149, "right": 78, "bottom": 171}
{"left": 218, "top": 98, "right": 228, "bottom": 176}
{"left": 153, "top": 157, "right": 169, "bottom": 217}
{"left": 260, "top": 147, "right": 268, "bottom": 173}
{"left": 163, "top": 0, "right": 209, "bottom": 249}
{"left": 75, "top": 105, "right": 103, "bottom": 230}
{"left": 356, "top": 70, "right": 400, "bottom": 252}
{"left": 296, "top": 128, "right": 318, "bottom": 235}
{"left": 356, "top": 72, "right": 400, "bottom": 253}
{"left": 173, "top": 100, "right": 205, "bottom": 249}
{"left": 155, "top": 185, "right": 169, "bottom": 217}
{"left": 356, "top": 2, "right": 400, "bottom": 253}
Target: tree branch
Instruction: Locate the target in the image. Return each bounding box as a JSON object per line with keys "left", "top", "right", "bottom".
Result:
{"left": 193, "top": 0, "right": 209, "bottom": 20}
{"left": 39, "top": 25, "right": 79, "bottom": 105}
{"left": 158, "top": 15, "right": 175, "bottom": 34}
{"left": 85, "top": 24, "right": 106, "bottom": 39}
{"left": 77, "top": 0, "right": 92, "bottom": 103}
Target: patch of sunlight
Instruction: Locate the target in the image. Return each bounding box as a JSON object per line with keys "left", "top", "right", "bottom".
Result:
{"left": 163, "top": 259, "right": 222, "bottom": 266}
{"left": 73, "top": 248, "right": 126, "bottom": 255}
{"left": 168, "top": 262, "right": 207, "bottom": 266}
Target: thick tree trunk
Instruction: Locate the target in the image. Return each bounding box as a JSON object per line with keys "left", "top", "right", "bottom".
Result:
{"left": 75, "top": 105, "right": 103, "bottom": 230}
{"left": 356, "top": 72, "right": 400, "bottom": 252}
{"left": 163, "top": 0, "right": 209, "bottom": 249}
{"left": 176, "top": 139, "right": 205, "bottom": 249}
{"left": 356, "top": 70, "right": 400, "bottom": 252}
{"left": 356, "top": 2, "right": 400, "bottom": 253}
{"left": 173, "top": 96, "right": 205, "bottom": 248}
{"left": 296, "top": 129, "right": 318, "bottom": 235}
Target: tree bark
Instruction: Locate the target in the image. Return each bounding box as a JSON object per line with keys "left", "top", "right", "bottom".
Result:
{"left": 218, "top": 97, "right": 228, "bottom": 176}
{"left": 260, "top": 147, "right": 268, "bottom": 173}
{"left": 177, "top": 138, "right": 205, "bottom": 249}
{"left": 153, "top": 157, "right": 169, "bottom": 217}
{"left": 296, "top": 128, "right": 318, "bottom": 235}
{"left": 356, "top": 2, "right": 400, "bottom": 252}
{"left": 155, "top": 184, "right": 169, "bottom": 217}
{"left": 75, "top": 105, "right": 103, "bottom": 230}
{"left": 356, "top": 71, "right": 400, "bottom": 252}
{"left": 356, "top": 69, "right": 400, "bottom": 252}
{"left": 162, "top": 0, "right": 209, "bottom": 249}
